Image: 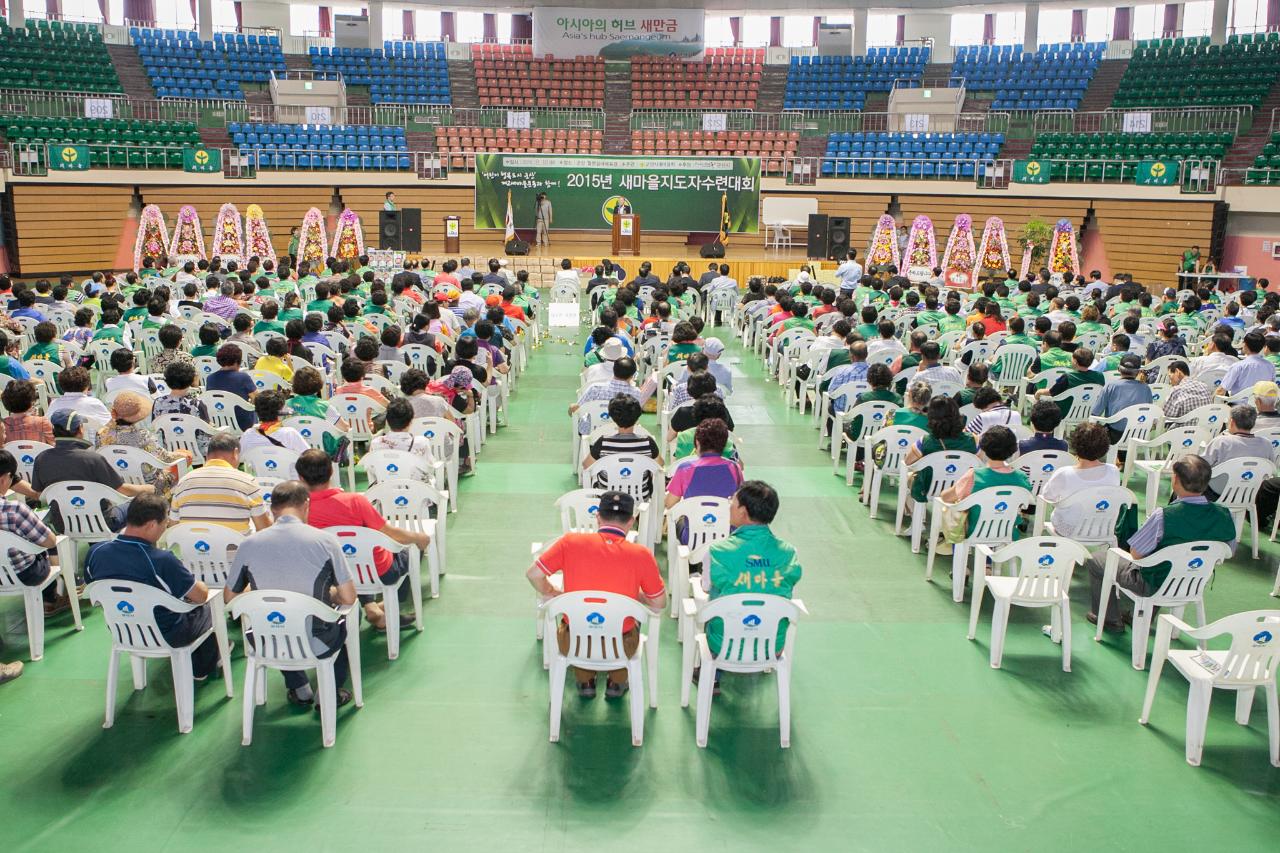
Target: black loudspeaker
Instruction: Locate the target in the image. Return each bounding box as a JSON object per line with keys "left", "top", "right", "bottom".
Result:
{"left": 699, "top": 240, "right": 725, "bottom": 259}
{"left": 806, "top": 213, "right": 829, "bottom": 258}
{"left": 505, "top": 238, "right": 529, "bottom": 256}
{"left": 400, "top": 207, "right": 421, "bottom": 252}
{"left": 826, "top": 216, "right": 851, "bottom": 261}
{"left": 379, "top": 210, "right": 401, "bottom": 250}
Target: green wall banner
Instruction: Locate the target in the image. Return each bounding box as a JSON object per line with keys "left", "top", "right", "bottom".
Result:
{"left": 1012, "top": 159, "right": 1049, "bottom": 184}
{"left": 183, "top": 147, "right": 222, "bottom": 173}
{"left": 1135, "top": 159, "right": 1179, "bottom": 186}
{"left": 474, "top": 153, "right": 760, "bottom": 233}
{"left": 48, "top": 144, "right": 90, "bottom": 171}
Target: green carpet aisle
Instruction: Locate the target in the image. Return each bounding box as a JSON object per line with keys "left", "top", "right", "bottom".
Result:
{"left": 0, "top": 323, "right": 1277, "bottom": 851}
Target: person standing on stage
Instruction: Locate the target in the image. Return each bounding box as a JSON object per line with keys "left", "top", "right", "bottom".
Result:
{"left": 384, "top": 192, "right": 398, "bottom": 212}
{"left": 535, "top": 192, "right": 553, "bottom": 248}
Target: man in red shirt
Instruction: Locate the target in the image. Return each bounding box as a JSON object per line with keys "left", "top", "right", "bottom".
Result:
{"left": 295, "top": 450, "right": 431, "bottom": 631}
{"left": 526, "top": 491, "right": 665, "bottom": 699}
{"left": 500, "top": 287, "right": 526, "bottom": 323}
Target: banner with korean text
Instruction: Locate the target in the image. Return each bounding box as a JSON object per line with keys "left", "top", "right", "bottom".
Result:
{"left": 532, "top": 7, "right": 706, "bottom": 59}
{"left": 474, "top": 154, "right": 760, "bottom": 234}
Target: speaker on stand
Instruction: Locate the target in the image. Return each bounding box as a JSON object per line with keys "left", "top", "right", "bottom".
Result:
{"left": 400, "top": 207, "right": 421, "bottom": 252}
{"left": 379, "top": 210, "right": 402, "bottom": 250}
{"left": 826, "top": 216, "right": 851, "bottom": 261}
{"left": 806, "top": 213, "right": 829, "bottom": 259}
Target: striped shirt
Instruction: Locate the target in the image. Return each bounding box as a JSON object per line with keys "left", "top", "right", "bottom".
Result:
{"left": 168, "top": 459, "right": 269, "bottom": 534}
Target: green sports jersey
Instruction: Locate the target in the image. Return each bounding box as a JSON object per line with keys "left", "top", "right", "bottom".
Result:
{"left": 705, "top": 524, "right": 802, "bottom": 656}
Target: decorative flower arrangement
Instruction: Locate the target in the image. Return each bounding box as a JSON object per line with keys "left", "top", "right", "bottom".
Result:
{"left": 867, "top": 214, "right": 900, "bottom": 269}
{"left": 298, "top": 207, "right": 328, "bottom": 265}
{"left": 133, "top": 204, "right": 169, "bottom": 271}
{"left": 1049, "top": 218, "right": 1080, "bottom": 276}
{"left": 1018, "top": 240, "right": 1034, "bottom": 280}
{"left": 245, "top": 204, "right": 273, "bottom": 260}
{"left": 941, "top": 214, "right": 977, "bottom": 289}
{"left": 330, "top": 207, "right": 364, "bottom": 260}
{"left": 903, "top": 214, "right": 936, "bottom": 280}
{"left": 977, "top": 216, "right": 1011, "bottom": 275}
{"left": 213, "top": 202, "right": 244, "bottom": 263}
{"left": 168, "top": 204, "right": 207, "bottom": 263}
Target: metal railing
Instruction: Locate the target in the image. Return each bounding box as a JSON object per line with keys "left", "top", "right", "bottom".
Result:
{"left": 8, "top": 141, "right": 186, "bottom": 176}
{"left": 1220, "top": 166, "right": 1280, "bottom": 185}
{"left": 221, "top": 147, "right": 418, "bottom": 174}
{"left": 0, "top": 89, "right": 206, "bottom": 123}
{"left": 1032, "top": 106, "right": 1251, "bottom": 136}
{"left": 235, "top": 103, "right": 418, "bottom": 127}
{"left": 630, "top": 109, "right": 1010, "bottom": 135}
{"left": 1271, "top": 107, "right": 1280, "bottom": 133}
{"left": 786, "top": 155, "right": 1000, "bottom": 185}
{"left": 441, "top": 107, "right": 606, "bottom": 130}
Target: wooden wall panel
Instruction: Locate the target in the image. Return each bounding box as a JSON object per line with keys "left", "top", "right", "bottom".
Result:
{"left": 1092, "top": 200, "right": 1214, "bottom": 288}
{"left": 11, "top": 185, "right": 133, "bottom": 274}
{"left": 760, "top": 190, "right": 891, "bottom": 251}
{"left": 139, "top": 187, "right": 336, "bottom": 259}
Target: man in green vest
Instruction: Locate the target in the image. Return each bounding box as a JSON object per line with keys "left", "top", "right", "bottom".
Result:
{"left": 1087, "top": 454, "right": 1236, "bottom": 632}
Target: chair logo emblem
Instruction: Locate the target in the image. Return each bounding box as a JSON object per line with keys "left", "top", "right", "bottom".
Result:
{"left": 262, "top": 491, "right": 272, "bottom": 501}
{"left": 742, "top": 614, "right": 762, "bottom": 627}
{"left": 215, "top": 402, "right": 225, "bottom": 410}
{"left": 174, "top": 426, "right": 185, "bottom": 434}
{"left": 425, "top": 430, "right": 435, "bottom": 438}
{"left": 1137, "top": 416, "right": 1146, "bottom": 423}
{"left": 585, "top": 612, "right": 605, "bottom": 625}
{"left": 195, "top": 540, "right": 210, "bottom": 553}
{"left": 342, "top": 543, "right": 357, "bottom": 555}
{"left": 1042, "top": 463, "right": 1055, "bottom": 472}
{"left": 945, "top": 465, "right": 957, "bottom": 473}
{"left": 266, "top": 611, "right": 286, "bottom": 625}
{"left": 994, "top": 501, "right": 1008, "bottom": 512}
{"left": 70, "top": 497, "right": 85, "bottom": 507}
{"left": 702, "top": 513, "right": 717, "bottom": 524}
{"left": 347, "top": 405, "right": 357, "bottom": 413}
{"left": 264, "top": 460, "right": 277, "bottom": 470}
{"left": 1243, "top": 471, "right": 1254, "bottom": 480}
{"left": 117, "top": 600, "right": 135, "bottom": 614}
{"left": 1095, "top": 500, "right": 1110, "bottom": 510}
{"left": 116, "top": 459, "right": 127, "bottom": 468}
{"left": 395, "top": 496, "right": 409, "bottom": 506}
{"left": 387, "top": 464, "right": 399, "bottom": 473}
{"left": 1038, "top": 554, "right": 1054, "bottom": 566}
{"left": 21, "top": 455, "right": 32, "bottom": 464}
{"left": 1188, "top": 557, "right": 1204, "bottom": 569}
{"left": 1253, "top": 630, "right": 1274, "bottom": 645}
{"left": 301, "top": 429, "right": 312, "bottom": 437}
{"left": 1182, "top": 439, "right": 1193, "bottom": 447}
{"left": 898, "top": 439, "right": 909, "bottom": 447}
{"left": 619, "top": 467, "right": 632, "bottom": 477}
{"left": 588, "top": 505, "right": 599, "bottom": 514}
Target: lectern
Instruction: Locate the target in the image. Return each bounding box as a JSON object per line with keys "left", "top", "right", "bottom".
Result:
{"left": 611, "top": 214, "right": 641, "bottom": 256}
{"left": 444, "top": 215, "right": 460, "bottom": 254}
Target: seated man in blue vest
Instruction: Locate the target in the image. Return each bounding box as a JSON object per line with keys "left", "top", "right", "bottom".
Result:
{"left": 1086, "top": 454, "right": 1236, "bottom": 632}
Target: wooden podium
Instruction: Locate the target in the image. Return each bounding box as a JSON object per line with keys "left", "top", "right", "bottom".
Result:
{"left": 443, "top": 215, "right": 460, "bottom": 253}
{"left": 611, "top": 214, "right": 641, "bottom": 255}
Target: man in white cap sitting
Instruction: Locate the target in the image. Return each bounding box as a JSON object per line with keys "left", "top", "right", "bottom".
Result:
{"left": 582, "top": 337, "right": 627, "bottom": 386}
{"left": 1252, "top": 380, "right": 1280, "bottom": 428}
{"left": 700, "top": 337, "right": 732, "bottom": 393}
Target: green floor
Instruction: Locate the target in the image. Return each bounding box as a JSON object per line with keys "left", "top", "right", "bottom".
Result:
{"left": 2, "top": 325, "right": 1279, "bottom": 851}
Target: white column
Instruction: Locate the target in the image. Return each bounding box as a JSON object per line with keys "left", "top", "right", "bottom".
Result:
{"left": 8, "top": 0, "right": 25, "bottom": 29}
{"left": 368, "top": 0, "right": 384, "bottom": 49}
{"left": 1024, "top": 3, "right": 1040, "bottom": 52}
{"left": 1210, "top": 0, "right": 1228, "bottom": 44}
{"left": 853, "top": 8, "right": 868, "bottom": 56}
{"left": 197, "top": 0, "right": 214, "bottom": 40}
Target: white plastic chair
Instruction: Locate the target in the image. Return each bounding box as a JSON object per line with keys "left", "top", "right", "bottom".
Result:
{"left": 330, "top": 393, "right": 387, "bottom": 490}
{"left": 1093, "top": 403, "right": 1161, "bottom": 480}
{"left": 282, "top": 415, "right": 348, "bottom": 454}
{"left": 1140, "top": 609, "right": 1280, "bottom": 767}
{"left": 967, "top": 537, "right": 1090, "bottom": 671}
{"left": 679, "top": 593, "right": 806, "bottom": 748}
{"left": 200, "top": 390, "right": 254, "bottom": 434}
{"left": 409, "top": 417, "right": 464, "bottom": 512}
{"left": 152, "top": 413, "right": 217, "bottom": 464}
{"left": 328, "top": 525, "right": 420, "bottom": 660}
{"left": 0, "top": 529, "right": 83, "bottom": 659}
{"left": 860, "top": 424, "right": 927, "bottom": 508}
{"left": 95, "top": 444, "right": 187, "bottom": 486}
{"left": 543, "top": 591, "right": 659, "bottom": 746}
{"left": 87, "top": 580, "right": 233, "bottom": 734}
{"left": 894, "top": 450, "right": 980, "bottom": 553}
{"left": 1036, "top": 485, "right": 1137, "bottom": 550}
{"left": 990, "top": 344, "right": 1038, "bottom": 400}
{"left": 164, "top": 523, "right": 245, "bottom": 590}
{"left": 1165, "top": 402, "right": 1231, "bottom": 435}
{"left": 361, "top": 448, "right": 439, "bottom": 487}
{"left": 241, "top": 445, "right": 300, "bottom": 481}
{"left": 41, "top": 480, "right": 127, "bottom": 582}
{"left": 5, "top": 439, "right": 52, "bottom": 483}
{"left": 582, "top": 454, "right": 666, "bottom": 550}
{"left": 366, "top": 479, "right": 446, "bottom": 600}
{"left": 1212, "top": 456, "right": 1270, "bottom": 559}
{"left": 1130, "top": 425, "right": 1209, "bottom": 512}
{"left": 832, "top": 400, "right": 899, "bottom": 473}
{"left": 229, "top": 590, "right": 363, "bottom": 748}
{"left": 1049, "top": 384, "right": 1102, "bottom": 436}
{"left": 664, "top": 497, "right": 731, "bottom": 620}
{"left": 1095, "top": 541, "right": 1234, "bottom": 669}
{"left": 926, "top": 485, "right": 1033, "bottom": 603}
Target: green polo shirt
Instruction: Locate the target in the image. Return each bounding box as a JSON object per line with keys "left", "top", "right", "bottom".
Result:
{"left": 306, "top": 298, "right": 331, "bottom": 314}
{"left": 915, "top": 310, "right": 945, "bottom": 328}
{"left": 666, "top": 342, "right": 701, "bottom": 364}
{"left": 855, "top": 323, "right": 879, "bottom": 339}
{"left": 705, "top": 524, "right": 802, "bottom": 656}
{"left": 1004, "top": 334, "right": 1038, "bottom": 349}
{"left": 781, "top": 317, "right": 815, "bottom": 334}
{"left": 254, "top": 319, "right": 286, "bottom": 335}
{"left": 23, "top": 341, "right": 61, "bottom": 365}
{"left": 937, "top": 315, "right": 967, "bottom": 333}
{"left": 122, "top": 306, "right": 148, "bottom": 323}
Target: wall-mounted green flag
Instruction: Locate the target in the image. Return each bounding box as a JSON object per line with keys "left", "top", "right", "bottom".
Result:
{"left": 48, "top": 144, "right": 90, "bottom": 171}
{"left": 1012, "top": 159, "right": 1050, "bottom": 184}
{"left": 1136, "top": 159, "right": 1179, "bottom": 186}
{"left": 183, "top": 147, "right": 222, "bottom": 173}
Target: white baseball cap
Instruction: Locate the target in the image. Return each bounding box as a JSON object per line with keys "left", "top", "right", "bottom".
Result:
{"left": 703, "top": 337, "right": 725, "bottom": 357}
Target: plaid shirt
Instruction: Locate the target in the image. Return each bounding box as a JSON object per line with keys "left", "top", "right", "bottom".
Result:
{"left": 1162, "top": 379, "right": 1213, "bottom": 420}
{"left": 0, "top": 498, "right": 52, "bottom": 573}
{"left": 574, "top": 380, "right": 643, "bottom": 434}
{"left": 2, "top": 412, "right": 54, "bottom": 445}
{"left": 827, "top": 362, "right": 870, "bottom": 413}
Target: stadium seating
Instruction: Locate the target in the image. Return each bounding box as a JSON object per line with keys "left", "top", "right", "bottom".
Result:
{"left": 1244, "top": 129, "right": 1280, "bottom": 184}
{"left": 0, "top": 117, "right": 200, "bottom": 168}
{"left": 632, "top": 48, "right": 763, "bottom": 110}
{"left": 0, "top": 18, "right": 121, "bottom": 93}
{"left": 308, "top": 43, "right": 450, "bottom": 105}
{"left": 132, "top": 28, "right": 286, "bottom": 100}
{"left": 473, "top": 43, "right": 603, "bottom": 108}
{"left": 1114, "top": 36, "right": 1280, "bottom": 109}
{"left": 434, "top": 127, "right": 603, "bottom": 168}
{"left": 227, "top": 122, "right": 410, "bottom": 170}
{"left": 1030, "top": 131, "right": 1231, "bottom": 162}
{"left": 952, "top": 42, "right": 1104, "bottom": 111}
{"left": 784, "top": 47, "right": 930, "bottom": 111}
{"left": 631, "top": 130, "right": 797, "bottom": 171}
{"left": 820, "top": 131, "right": 1004, "bottom": 178}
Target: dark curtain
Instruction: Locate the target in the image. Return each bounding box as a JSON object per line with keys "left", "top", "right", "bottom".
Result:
{"left": 812, "top": 16, "right": 820, "bottom": 45}
{"left": 1071, "top": 10, "right": 1085, "bottom": 41}
{"left": 896, "top": 14, "right": 905, "bottom": 45}
{"left": 1114, "top": 7, "right": 1132, "bottom": 41}
{"left": 769, "top": 16, "right": 781, "bottom": 47}
{"left": 482, "top": 12, "right": 495, "bottom": 41}
{"left": 1163, "top": 4, "right": 1179, "bottom": 36}
{"left": 983, "top": 14, "right": 995, "bottom": 44}
{"left": 1270, "top": 0, "right": 1280, "bottom": 30}
{"left": 402, "top": 9, "right": 415, "bottom": 41}
{"left": 98, "top": 0, "right": 109, "bottom": 23}
{"left": 233, "top": 1, "right": 241, "bottom": 30}
{"left": 124, "top": 0, "right": 156, "bottom": 27}
{"left": 46, "top": 0, "right": 59, "bottom": 19}
{"left": 318, "top": 6, "right": 332, "bottom": 38}
{"left": 188, "top": 0, "right": 195, "bottom": 25}
{"left": 729, "top": 16, "right": 740, "bottom": 45}
{"left": 511, "top": 14, "right": 532, "bottom": 41}
{"left": 442, "top": 11, "right": 455, "bottom": 41}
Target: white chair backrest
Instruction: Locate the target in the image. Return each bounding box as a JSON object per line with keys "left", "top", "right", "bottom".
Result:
{"left": 987, "top": 536, "right": 1091, "bottom": 603}
{"left": 910, "top": 451, "right": 980, "bottom": 499}
{"left": 365, "top": 479, "right": 447, "bottom": 527}
{"left": 845, "top": 400, "right": 899, "bottom": 442}
{"left": 281, "top": 415, "right": 346, "bottom": 452}
{"left": 1142, "top": 541, "right": 1233, "bottom": 604}
{"left": 666, "top": 496, "right": 731, "bottom": 553}
{"left": 584, "top": 454, "right": 665, "bottom": 503}
{"left": 4, "top": 440, "right": 51, "bottom": 483}
{"left": 1053, "top": 383, "right": 1101, "bottom": 427}
{"left": 241, "top": 445, "right": 300, "bottom": 480}
{"left": 165, "top": 523, "right": 245, "bottom": 588}
{"left": 958, "top": 339, "right": 996, "bottom": 365}
{"left": 574, "top": 399, "right": 613, "bottom": 435}
{"left": 228, "top": 590, "right": 343, "bottom": 667}
{"left": 24, "top": 358, "right": 60, "bottom": 392}
{"left": 697, "top": 594, "right": 802, "bottom": 666}
{"left": 1016, "top": 450, "right": 1076, "bottom": 495}
{"left": 954, "top": 485, "right": 1033, "bottom": 544}
{"left": 868, "top": 425, "right": 927, "bottom": 469}
{"left": 1109, "top": 403, "right": 1161, "bottom": 446}
{"left": 95, "top": 444, "right": 171, "bottom": 486}
{"left": 326, "top": 525, "right": 405, "bottom": 588}
{"left": 1253, "top": 426, "right": 1280, "bottom": 464}
{"left": 408, "top": 416, "right": 463, "bottom": 458}
{"left": 330, "top": 394, "right": 386, "bottom": 438}
{"left": 200, "top": 390, "right": 254, "bottom": 433}
{"left": 42, "top": 480, "right": 126, "bottom": 539}
{"left": 1197, "top": 367, "right": 1229, "bottom": 391}
{"left": 0, "top": 529, "right": 49, "bottom": 589}
{"left": 545, "top": 591, "right": 649, "bottom": 668}
{"left": 1212, "top": 456, "right": 1272, "bottom": 508}
{"left": 990, "top": 344, "right": 1037, "bottom": 383}
{"left": 1147, "top": 382, "right": 1172, "bottom": 407}
{"left": 554, "top": 489, "right": 607, "bottom": 532}
{"left": 1048, "top": 486, "right": 1137, "bottom": 542}
{"left": 193, "top": 356, "right": 219, "bottom": 383}
{"left": 249, "top": 370, "right": 290, "bottom": 393}
{"left": 88, "top": 579, "right": 193, "bottom": 651}
{"left": 361, "top": 448, "right": 432, "bottom": 485}
{"left": 152, "top": 413, "right": 217, "bottom": 463}
{"left": 1168, "top": 402, "right": 1232, "bottom": 435}
{"left": 1190, "top": 610, "right": 1280, "bottom": 686}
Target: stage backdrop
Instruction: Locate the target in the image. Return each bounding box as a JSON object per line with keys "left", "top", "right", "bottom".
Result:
{"left": 532, "top": 7, "right": 705, "bottom": 59}
{"left": 474, "top": 154, "right": 761, "bottom": 234}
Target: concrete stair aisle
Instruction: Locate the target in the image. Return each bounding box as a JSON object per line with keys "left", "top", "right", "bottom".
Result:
{"left": 447, "top": 60, "right": 480, "bottom": 110}
{"left": 1078, "top": 59, "right": 1128, "bottom": 112}
{"left": 285, "top": 54, "right": 313, "bottom": 72}
{"left": 1220, "top": 78, "right": 1280, "bottom": 181}
{"left": 107, "top": 44, "right": 155, "bottom": 100}
{"left": 405, "top": 130, "right": 436, "bottom": 154}
{"left": 603, "top": 64, "right": 632, "bottom": 154}
{"left": 797, "top": 135, "right": 829, "bottom": 160}
{"left": 999, "top": 138, "right": 1034, "bottom": 162}
{"left": 198, "top": 126, "right": 232, "bottom": 151}
{"left": 755, "top": 64, "right": 788, "bottom": 112}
